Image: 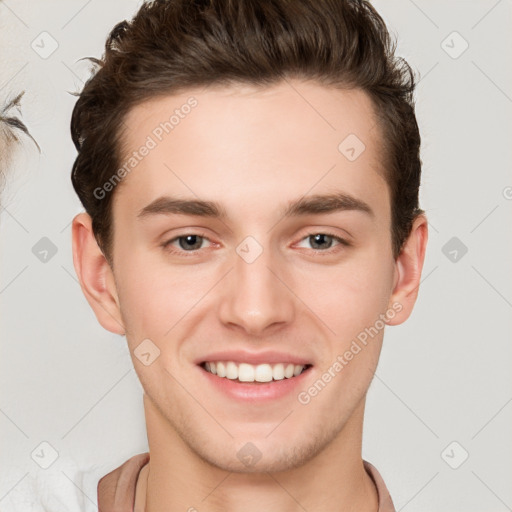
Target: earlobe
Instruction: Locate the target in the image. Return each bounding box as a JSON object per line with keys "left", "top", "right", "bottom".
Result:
{"left": 71, "top": 212, "right": 125, "bottom": 335}
{"left": 386, "top": 214, "right": 429, "bottom": 326}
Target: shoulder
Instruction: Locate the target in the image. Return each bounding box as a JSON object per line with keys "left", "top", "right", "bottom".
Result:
{"left": 97, "top": 452, "right": 150, "bottom": 512}
{"left": 363, "top": 460, "right": 396, "bottom": 512}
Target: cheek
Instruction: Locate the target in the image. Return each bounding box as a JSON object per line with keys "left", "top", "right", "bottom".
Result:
{"left": 114, "top": 252, "right": 209, "bottom": 339}
{"left": 297, "top": 263, "right": 392, "bottom": 408}
{"left": 297, "top": 255, "right": 394, "bottom": 341}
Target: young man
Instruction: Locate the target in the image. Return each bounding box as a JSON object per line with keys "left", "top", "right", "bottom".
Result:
{"left": 70, "top": 0, "right": 428, "bottom": 510}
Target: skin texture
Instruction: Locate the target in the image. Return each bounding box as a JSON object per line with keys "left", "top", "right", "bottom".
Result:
{"left": 73, "top": 79, "right": 428, "bottom": 511}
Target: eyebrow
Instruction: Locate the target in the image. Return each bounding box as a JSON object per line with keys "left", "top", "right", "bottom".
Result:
{"left": 137, "top": 192, "right": 374, "bottom": 220}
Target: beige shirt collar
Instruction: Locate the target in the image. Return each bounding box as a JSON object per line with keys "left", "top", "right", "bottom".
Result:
{"left": 363, "top": 460, "right": 396, "bottom": 512}
{"left": 98, "top": 455, "right": 396, "bottom": 512}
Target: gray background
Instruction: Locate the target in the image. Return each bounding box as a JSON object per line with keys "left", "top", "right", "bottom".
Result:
{"left": 1, "top": 0, "right": 511, "bottom": 510}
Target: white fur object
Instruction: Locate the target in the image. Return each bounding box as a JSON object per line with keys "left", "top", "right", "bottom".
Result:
{"left": 0, "top": 456, "right": 103, "bottom": 512}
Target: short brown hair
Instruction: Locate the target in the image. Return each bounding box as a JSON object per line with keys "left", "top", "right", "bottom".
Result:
{"left": 71, "top": 0, "right": 424, "bottom": 263}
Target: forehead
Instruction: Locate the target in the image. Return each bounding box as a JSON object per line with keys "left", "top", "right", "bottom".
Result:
{"left": 115, "top": 79, "right": 388, "bottom": 218}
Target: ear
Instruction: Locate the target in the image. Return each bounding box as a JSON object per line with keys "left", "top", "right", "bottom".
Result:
{"left": 386, "top": 214, "right": 428, "bottom": 326}
{"left": 71, "top": 212, "right": 125, "bottom": 335}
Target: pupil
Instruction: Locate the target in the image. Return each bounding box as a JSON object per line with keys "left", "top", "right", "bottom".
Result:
{"left": 311, "top": 234, "right": 331, "bottom": 249}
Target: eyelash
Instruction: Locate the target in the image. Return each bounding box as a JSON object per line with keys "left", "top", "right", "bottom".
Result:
{"left": 161, "top": 231, "right": 351, "bottom": 257}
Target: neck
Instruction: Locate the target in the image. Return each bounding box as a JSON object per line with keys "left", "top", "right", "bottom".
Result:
{"left": 140, "top": 394, "right": 378, "bottom": 512}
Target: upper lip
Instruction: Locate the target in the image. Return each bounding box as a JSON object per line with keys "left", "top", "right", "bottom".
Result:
{"left": 195, "top": 350, "right": 313, "bottom": 366}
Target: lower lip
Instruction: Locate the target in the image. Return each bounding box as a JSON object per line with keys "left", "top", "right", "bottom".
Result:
{"left": 198, "top": 365, "right": 313, "bottom": 402}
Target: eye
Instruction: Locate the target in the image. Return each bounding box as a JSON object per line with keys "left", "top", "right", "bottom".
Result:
{"left": 163, "top": 233, "right": 212, "bottom": 253}
{"left": 296, "top": 232, "right": 350, "bottom": 252}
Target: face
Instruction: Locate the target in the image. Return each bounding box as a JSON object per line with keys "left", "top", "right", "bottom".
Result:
{"left": 74, "top": 79, "right": 426, "bottom": 473}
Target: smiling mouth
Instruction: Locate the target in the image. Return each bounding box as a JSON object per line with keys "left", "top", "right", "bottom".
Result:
{"left": 200, "top": 361, "right": 313, "bottom": 383}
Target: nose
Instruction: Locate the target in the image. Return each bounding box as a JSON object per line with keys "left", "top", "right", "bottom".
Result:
{"left": 217, "top": 240, "right": 295, "bottom": 336}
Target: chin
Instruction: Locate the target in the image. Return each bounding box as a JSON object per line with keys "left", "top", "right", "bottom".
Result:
{"left": 189, "top": 429, "right": 334, "bottom": 475}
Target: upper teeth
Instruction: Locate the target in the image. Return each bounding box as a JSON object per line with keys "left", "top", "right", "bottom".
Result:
{"left": 204, "top": 361, "right": 307, "bottom": 382}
